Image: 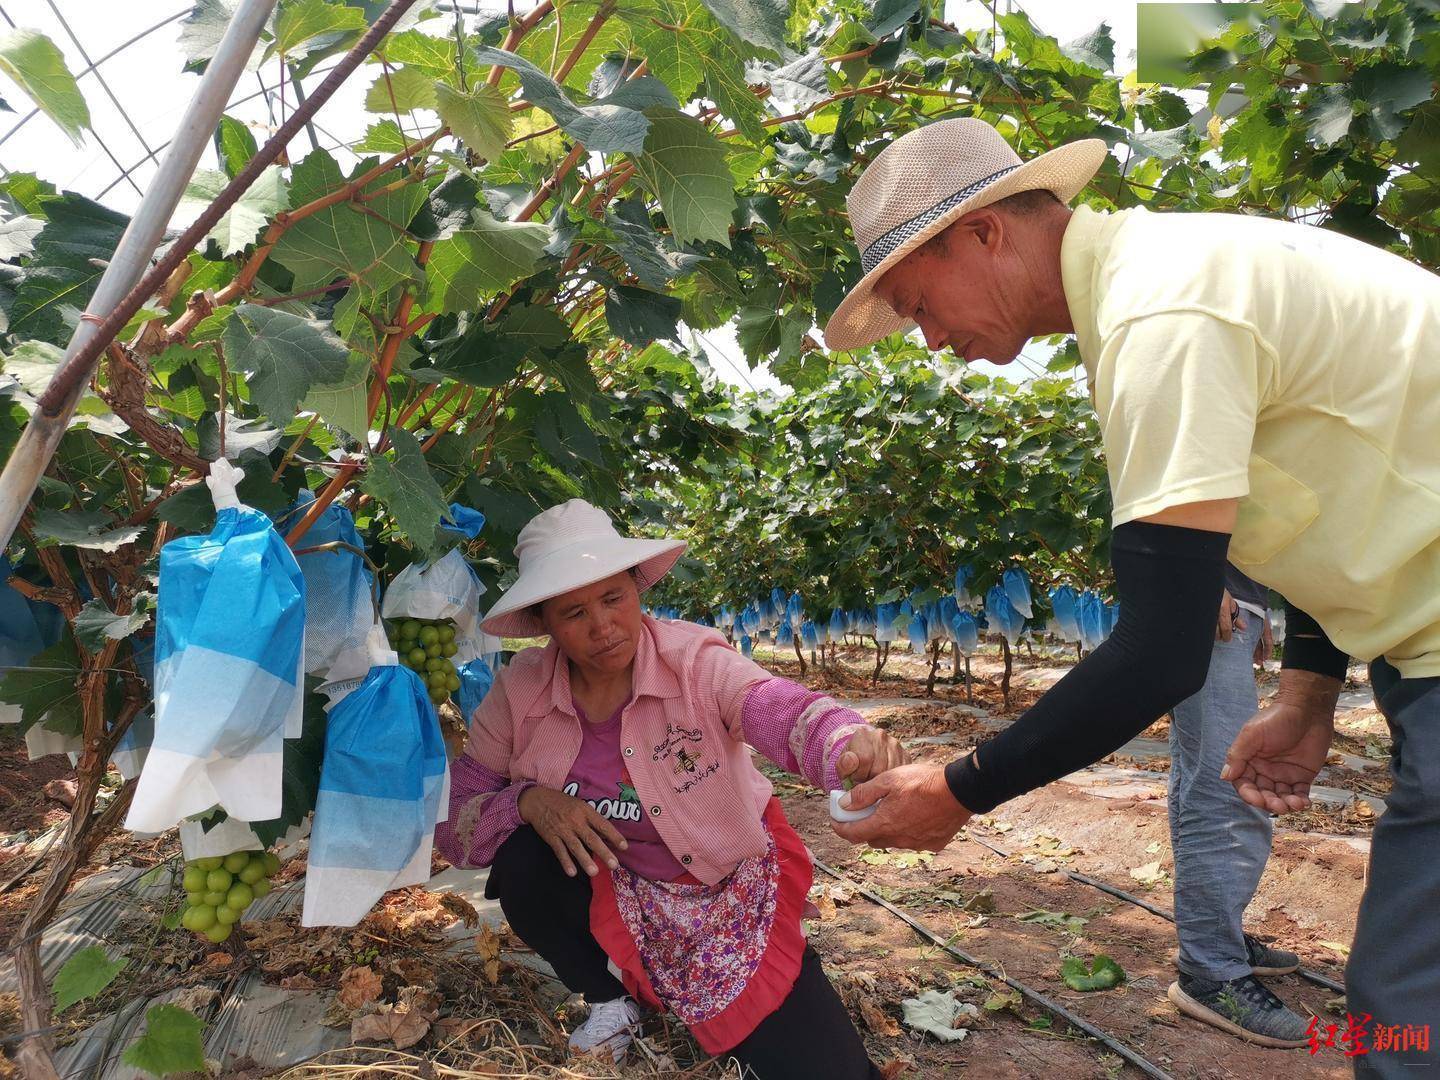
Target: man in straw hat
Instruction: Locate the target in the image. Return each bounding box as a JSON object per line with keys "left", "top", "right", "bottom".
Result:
{"left": 824, "top": 117, "right": 1440, "bottom": 1071}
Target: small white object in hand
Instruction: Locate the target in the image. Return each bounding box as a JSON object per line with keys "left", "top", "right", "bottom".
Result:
{"left": 829, "top": 789, "right": 878, "bottom": 822}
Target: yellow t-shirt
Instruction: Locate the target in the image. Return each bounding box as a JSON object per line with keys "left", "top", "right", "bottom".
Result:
{"left": 1061, "top": 205, "right": 1440, "bottom": 678}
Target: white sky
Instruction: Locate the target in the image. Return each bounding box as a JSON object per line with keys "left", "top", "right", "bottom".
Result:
{"left": 0, "top": 0, "right": 1135, "bottom": 393}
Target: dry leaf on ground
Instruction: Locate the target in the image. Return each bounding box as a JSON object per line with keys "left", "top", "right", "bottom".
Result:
{"left": 352, "top": 1002, "right": 434, "bottom": 1050}
{"left": 1129, "top": 861, "right": 1168, "bottom": 886}
{"left": 337, "top": 965, "right": 383, "bottom": 1011}
{"left": 859, "top": 998, "right": 901, "bottom": 1036}
{"left": 879, "top": 1058, "right": 915, "bottom": 1080}
{"left": 279, "top": 974, "right": 319, "bottom": 991}
{"left": 438, "top": 891, "right": 479, "bottom": 928}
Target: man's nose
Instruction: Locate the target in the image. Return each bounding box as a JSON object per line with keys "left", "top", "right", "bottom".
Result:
{"left": 920, "top": 320, "right": 947, "bottom": 351}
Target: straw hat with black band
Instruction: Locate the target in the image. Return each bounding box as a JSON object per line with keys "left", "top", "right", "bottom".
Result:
{"left": 822, "top": 118, "right": 1108, "bottom": 352}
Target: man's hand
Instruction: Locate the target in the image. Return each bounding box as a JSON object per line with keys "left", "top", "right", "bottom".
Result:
{"left": 1216, "top": 588, "right": 1243, "bottom": 642}
{"left": 835, "top": 727, "right": 908, "bottom": 785}
{"left": 1221, "top": 670, "right": 1340, "bottom": 813}
{"left": 518, "top": 786, "right": 628, "bottom": 878}
{"left": 830, "top": 763, "right": 971, "bottom": 851}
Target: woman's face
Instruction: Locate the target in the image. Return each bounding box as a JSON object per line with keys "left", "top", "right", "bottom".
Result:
{"left": 540, "top": 570, "right": 644, "bottom": 679}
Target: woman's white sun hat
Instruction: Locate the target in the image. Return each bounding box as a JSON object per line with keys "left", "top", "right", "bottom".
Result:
{"left": 480, "top": 499, "right": 686, "bottom": 638}
{"left": 822, "top": 118, "right": 1107, "bottom": 351}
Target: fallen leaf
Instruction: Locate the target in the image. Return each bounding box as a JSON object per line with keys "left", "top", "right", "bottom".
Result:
{"left": 1128, "top": 861, "right": 1168, "bottom": 887}
{"left": 879, "top": 1058, "right": 915, "bottom": 1080}
{"left": 388, "top": 956, "right": 437, "bottom": 987}
{"left": 860, "top": 849, "right": 933, "bottom": 869}
{"left": 437, "top": 891, "right": 479, "bottom": 928}
{"left": 901, "top": 990, "right": 975, "bottom": 1042}
{"left": 811, "top": 889, "right": 837, "bottom": 921}
{"left": 859, "top": 998, "right": 901, "bottom": 1036}
{"left": 1017, "top": 909, "right": 1087, "bottom": 934}
{"left": 399, "top": 985, "right": 443, "bottom": 1017}
{"left": 1145, "top": 841, "right": 1162, "bottom": 854}
{"left": 993, "top": 821, "right": 1013, "bottom": 833}
{"left": 962, "top": 889, "right": 996, "bottom": 914}
{"left": 337, "top": 965, "right": 383, "bottom": 1011}
{"left": 983, "top": 989, "right": 1022, "bottom": 1013}
{"left": 280, "top": 974, "right": 319, "bottom": 991}
{"left": 201, "top": 952, "right": 233, "bottom": 970}
{"left": 352, "top": 1002, "right": 433, "bottom": 1050}
{"left": 475, "top": 924, "right": 503, "bottom": 962}
{"left": 170, "top": 987, "right": 219, "bottom": 1013}
{"left": 1317, "top": 940, "right": 1352, "bottom": 959}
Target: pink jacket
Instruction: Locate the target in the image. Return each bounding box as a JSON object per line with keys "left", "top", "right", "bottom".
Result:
{"left": 436, "top": 617, "right": 869, "bottom": 885}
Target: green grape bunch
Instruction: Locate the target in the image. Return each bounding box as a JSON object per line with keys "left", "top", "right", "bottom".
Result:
{"left": 387, "top": 617, "right": 462, "bottom": 707}
{"left": 179, "top": 850, "right": 282, "bottom": 943}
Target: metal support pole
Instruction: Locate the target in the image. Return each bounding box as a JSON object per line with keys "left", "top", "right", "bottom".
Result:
{"left": 0, "top": 0, "right": 276, "bottom": 553}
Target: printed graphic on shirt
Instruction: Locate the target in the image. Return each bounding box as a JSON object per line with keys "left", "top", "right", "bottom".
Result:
{"left": 651, "top": 721, "right": 720, "bottom": 793}
{"left": 564, "top": 772, "right": 642, "bottom": 823}
{"left": 651, "top": 722, "right": 703, "bottom": 763}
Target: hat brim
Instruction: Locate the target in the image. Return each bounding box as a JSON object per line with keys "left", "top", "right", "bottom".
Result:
{"left": 822, "top": 139, "right": 1109, "bottom": 352}
{"left": 480, "top": 537, "right": 687, "bottom": 638}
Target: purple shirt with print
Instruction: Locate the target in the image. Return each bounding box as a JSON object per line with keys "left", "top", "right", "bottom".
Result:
{"left": 569, "top": 700, "right": 688, "bottom": 882}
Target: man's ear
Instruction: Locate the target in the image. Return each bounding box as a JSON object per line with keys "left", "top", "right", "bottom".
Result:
{"left": 966, "top": 208, "right": 1005, "bottom": 253}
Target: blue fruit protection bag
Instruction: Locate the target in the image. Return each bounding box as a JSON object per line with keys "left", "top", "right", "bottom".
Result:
{"left": 304, "top": 627, "right": 449, "bottom": 926}
{"left": 126, "top": 461, "right": 305, "bottom": 833}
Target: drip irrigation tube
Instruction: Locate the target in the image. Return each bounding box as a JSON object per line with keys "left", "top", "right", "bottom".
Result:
{"left": 964, "top": 832, "right": 1346, "bottom": 995}
{"left": 811, "top": 856, "right": 1175, "bottom": 1080}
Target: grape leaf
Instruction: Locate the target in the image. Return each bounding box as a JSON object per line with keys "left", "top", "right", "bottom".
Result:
{"left": 632, "top": 110, "right": 736, "bottom": 249}
{"left": 214, "top": 115, "right": 257, "bottom": 179}
{"left": 73, "top": 598, "right": 152, "bottom": 653}
{"left": 473, "top": 46, "right": 652, "bottom": 154}
{"left": 700, "top": 0, "right": 788, "bottom": 55}
{"left": 222, "top": 305, "right": 352, "bottom": 429}
{"left": 267, "top": 0, "right": 369, "bottom": 62}
{"left": 52, "top": 946, "right": 127, "bottom": 1013}
{"left": 758, "top": 51, "right": 830, "bottom": 114}
{"left": 0, "top": 29, "right": 90, "bottom": 145}
{"left": 31, "top": 508, "right": 143, "bottom": 553}
{"left": 10, "top": 193, "right": 128, "bottom": 346}
{"left": 426, "top": 210, "right": 550, "bottom": 312}
{"left": 736, "top": 305, "right": 807, "bottom": 365}
{"left": 605, "top": 285, "right": 682, "bottom": 346}
{"left": 1304, "top": 85, "right": 1354, "bottom": 147}
{"left": 301, "top": 353, "right": 371, "bottom": 444}
{"left": 121, "top": 1005, "right": 206, "bottom": 1078}
{"left": 0, "top": 636, "right": 82, "bottom": 735}
{"left": 270, "top": 151, "right": 426, "bottom": 294}
{"left": 364, "top": 66, "right": 438, "bottom": 113}
{"left": 865, "top": 0, "right": 921, "bottom": 39}
{"left": 0, "top": 214, "right": 42, "bottom": 259}
{"left": 362, "top": 428, "right": 448, "bottom": 555}
{"left": 433, "top": 82, "right": 512, "bottom": 161}
{"left": 179, "top": 167, "right": 288, "bottom": 256}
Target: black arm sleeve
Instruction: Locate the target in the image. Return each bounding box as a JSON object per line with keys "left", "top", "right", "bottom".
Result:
{"left": 1281, "top": 602, "right": 1349, "bottom": 680}
{"left": 945, "top": 522, "right": 1228, "bottom": 814}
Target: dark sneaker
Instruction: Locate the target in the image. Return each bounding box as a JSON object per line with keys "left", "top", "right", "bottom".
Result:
{"left": 1245, "top": 933, "right": 1300, "bottom": 977}
{"left": 1168, "top": 974, "right": 1311, "bottom": 1048}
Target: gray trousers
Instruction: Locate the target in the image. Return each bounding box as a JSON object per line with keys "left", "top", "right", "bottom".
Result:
{"left": 1349, "top": 661, "right": 1440, "bottom": 1077}
{"left": 1168, "top": 616, "right": 1270, "bottom": 982}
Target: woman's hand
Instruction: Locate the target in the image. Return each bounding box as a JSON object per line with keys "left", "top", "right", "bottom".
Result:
{"left": 835, "top": 727, "right": 909, "bottom": 786}
{"left": 518, "top": 786, "right": 628, "bottom": 878}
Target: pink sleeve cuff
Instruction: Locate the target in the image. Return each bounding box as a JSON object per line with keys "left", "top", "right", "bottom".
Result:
{"left": 434, "top": 755, "right": 534, "bottom": 868}
{"left": 739, "top": 678, "right": 870, "bottom": 791}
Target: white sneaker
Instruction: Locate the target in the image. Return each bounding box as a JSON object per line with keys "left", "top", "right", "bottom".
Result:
{"left": 568, "top": 996, "right": 642, "bottom": 1063}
